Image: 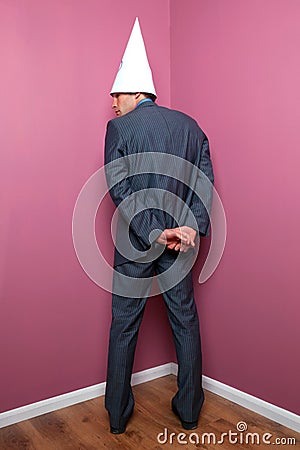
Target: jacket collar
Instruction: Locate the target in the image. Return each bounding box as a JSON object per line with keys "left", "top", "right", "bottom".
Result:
{"left": 135, "top": 100, "right": 156, "bottom": 109}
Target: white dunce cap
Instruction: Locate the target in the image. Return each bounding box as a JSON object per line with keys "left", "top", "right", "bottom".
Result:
{"left": 110, "top": 17, "right": 157, "bottom": 98}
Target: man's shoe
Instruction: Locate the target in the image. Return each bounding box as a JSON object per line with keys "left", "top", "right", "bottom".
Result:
{"left": 110, "top": 425, "right": 126, "bottom": 434}
{"left": 172, "top": 404, "right": 198, "bottom": 430}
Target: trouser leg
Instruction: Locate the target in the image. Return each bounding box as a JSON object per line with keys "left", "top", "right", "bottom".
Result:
{"left": 105, "top": 261, "right": 153, "bottom": 429}
{"left": 156, "top": 251, "right": 204, "bottom": 422}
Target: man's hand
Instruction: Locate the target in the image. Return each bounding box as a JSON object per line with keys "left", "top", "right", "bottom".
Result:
{"left": 156, "top": 228, "right": 185, "bottom": 246}
{"left": 156, "top": 226, "right": 198, "bottom": 252}
{"left": 173, "top": 226, "right": 197, "bottom": 252}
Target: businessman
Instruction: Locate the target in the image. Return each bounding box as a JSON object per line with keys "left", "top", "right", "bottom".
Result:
{"left": 104, "top": 19, "right": 214, "bottom": 434}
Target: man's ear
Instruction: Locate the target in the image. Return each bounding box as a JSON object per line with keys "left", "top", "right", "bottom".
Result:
{"left": 135, "top": 92, "right": 142, "bottom": 99}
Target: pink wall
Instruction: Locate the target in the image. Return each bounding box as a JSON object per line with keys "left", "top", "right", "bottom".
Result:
{"left": 0, "top": 0, "right": 172, "bottom": 413}
{"left": 1, "top": 0, "right": 299, "bottom": 418}
{"left": 171, "top": 0, "right": 300, "bottom": 415}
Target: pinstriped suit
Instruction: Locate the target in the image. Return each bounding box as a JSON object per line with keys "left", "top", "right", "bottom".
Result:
{"left": 104, "top": 100, "right": 214, "bottom": 430}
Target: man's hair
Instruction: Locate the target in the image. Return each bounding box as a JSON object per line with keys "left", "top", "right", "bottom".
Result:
{"left": 111, "top": 92, "right": 157, "bottom": 102}
{"left": 141, "top": 92, "right": 157, "bottom": 102}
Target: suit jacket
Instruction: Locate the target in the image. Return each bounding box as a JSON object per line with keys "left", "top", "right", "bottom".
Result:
{"left": 104, "top": 101, "right": 214, "bottom": 266}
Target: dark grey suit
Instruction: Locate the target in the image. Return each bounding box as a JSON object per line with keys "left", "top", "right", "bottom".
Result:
{"left": 104, "top": 100, "right": 214, "bottom": 430}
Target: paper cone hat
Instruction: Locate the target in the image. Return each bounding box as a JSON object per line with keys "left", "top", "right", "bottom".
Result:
{"left": 110, "top": 17, "right": 157, "bottom": 98}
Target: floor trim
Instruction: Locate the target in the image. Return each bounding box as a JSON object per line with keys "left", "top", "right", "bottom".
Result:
{"left": 1, "top": 362, "right": 299, "bottom": 433}
{"left": 0, "top": 363, "right": 173, "bottom": 428}
{"left": 171, "top": 363, "right": 300, "bottom": 433}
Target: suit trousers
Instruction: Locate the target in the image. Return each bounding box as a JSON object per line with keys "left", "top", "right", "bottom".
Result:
{"left": 104, "top": 248, "right": 204, "bottom": 429}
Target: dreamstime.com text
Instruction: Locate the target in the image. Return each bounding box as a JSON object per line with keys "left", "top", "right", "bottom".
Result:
{"left": 157, "top": 422, "right": 297, "bottom": 446}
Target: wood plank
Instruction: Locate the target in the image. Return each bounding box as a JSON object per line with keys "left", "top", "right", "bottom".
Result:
{"left": 0, "top": 375, "right": 298, "bottom": 449}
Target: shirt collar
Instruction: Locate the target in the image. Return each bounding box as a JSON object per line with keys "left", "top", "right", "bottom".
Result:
{"left": 135, "top": 98, "right": 153, "bottom": 109}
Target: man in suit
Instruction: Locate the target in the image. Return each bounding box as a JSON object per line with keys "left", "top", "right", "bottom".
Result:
{"left": 104, "top": 19, "right": 214, "bottom": 434}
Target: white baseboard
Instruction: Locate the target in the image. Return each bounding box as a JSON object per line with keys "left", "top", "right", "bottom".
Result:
{"left": 1, "top": 362, "right": 299, "bottom": 434}
{"left": 202, "top": 375, "right": 300, "bottom": 434}
{"left": 171, "top": 363, "right": 300, "bottom": 433}
{"left": 131, "top": 362, "right": 174, "bottom": 386}
{"left": 0, "top": 363, "right": 173, "bottom": 429}
{"left": 0, "top": 380, "right": 106, "bottom": 429}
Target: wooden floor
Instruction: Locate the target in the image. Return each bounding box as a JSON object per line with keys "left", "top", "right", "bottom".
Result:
{"left": 0, "top": 375, "right": 298, "bottom": 449}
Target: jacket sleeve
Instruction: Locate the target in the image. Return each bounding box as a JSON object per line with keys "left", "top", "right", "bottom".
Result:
{"left": 188, "top": 136, "right": 214, "bottom": 236}
{"left": 104, "top": 120, "right": 165, "bottom": 249}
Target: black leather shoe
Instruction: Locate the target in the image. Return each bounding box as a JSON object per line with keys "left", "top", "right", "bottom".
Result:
{"left": 110, "top": 425, "right": 126, "bottom": 434}
{"left": 172, "top": 404, "right": 198, "bottom": 430}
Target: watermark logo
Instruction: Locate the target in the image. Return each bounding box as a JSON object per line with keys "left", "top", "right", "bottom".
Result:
{"left": 236, "top": 421, "right": 248, "bottom": 432}
{"left": 157, "top": 421, "right": 297, "bottom": 446}
{"left": 72, "top": 152, "right": 227, "bottom": 296}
